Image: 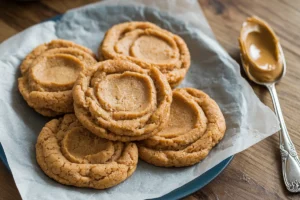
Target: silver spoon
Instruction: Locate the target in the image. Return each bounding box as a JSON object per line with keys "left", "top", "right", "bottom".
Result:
{"left": 241, "top": 44, "right": 300, "bottom": 192}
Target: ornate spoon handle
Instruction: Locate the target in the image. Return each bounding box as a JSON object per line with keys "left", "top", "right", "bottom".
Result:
{"left": 267, "top": 83, "right": 300, "bottom": 192}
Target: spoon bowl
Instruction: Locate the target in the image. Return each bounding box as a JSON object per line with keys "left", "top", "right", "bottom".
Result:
{"left": 240, "top": 42, "right": 287, "bottom": 86}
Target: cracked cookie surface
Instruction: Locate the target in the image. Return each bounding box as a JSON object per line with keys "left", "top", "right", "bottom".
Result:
{"left": 36, "top": 114, "right": 138, "bottom": 189}
{"left": 73, "top": 59, "right": 172, "bottom": 142}
{"left": 100, "top": 21, "right": 190, "bottom": 87}
{"left": 138, "top": 88, "right": 226, "bottom": 167}
{"left": 18, "top": 39, "right": 97, "bottom": 117}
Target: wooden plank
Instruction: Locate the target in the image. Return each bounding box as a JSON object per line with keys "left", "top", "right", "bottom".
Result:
{"left": 0, "top": 20, "right": 18, "bottom": 42}
{"left": 0, "top": 161, "right": 21, "bottom": 200}
{"left": 0, "top": 1, "right": 59, "bottom": 33}
{"left": 40, "top": 0, "right": 99, "bottom": 13}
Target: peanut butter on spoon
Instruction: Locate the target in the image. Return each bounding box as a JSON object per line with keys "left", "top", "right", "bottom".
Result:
{"left": 239, "top": 16, "right": 283, "bottom": 83}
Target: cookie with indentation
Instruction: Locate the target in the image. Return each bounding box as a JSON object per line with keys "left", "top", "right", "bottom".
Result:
{"left": 18, "top": 39, "right": 97, "bottom": 117}
{"left": 138, "top": 88, "right": 226, "bottom": 167}
{"left": 100, "top": 21, "right": 190, "bottom": 88}
{"left": 36, "top": 114, "right": 138, "bottom": 189}
{"left": 73, "top": 59, "right": 172, "bottom": 142}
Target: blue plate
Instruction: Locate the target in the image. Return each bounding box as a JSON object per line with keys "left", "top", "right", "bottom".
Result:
{"left": 0, "top": 144, "right": 9, "bottom": 169}
{"left": 0, "top": 9, "right": 233, "bottom": 200}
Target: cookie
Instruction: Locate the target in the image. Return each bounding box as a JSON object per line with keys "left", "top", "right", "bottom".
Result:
{"left": 138, "top": 88, "right": 226, "bottom": 167}
{"left": 18, "top": 39, "right": 97, "bottom": 117}
{"left": 100, "top": 21, "right": 191, "bottom": 87}
{"left": 36, "top": 114, "right": 138, "bottom": 189}
{"left": 73, "top": 59, "right": 172, "bottom": 142}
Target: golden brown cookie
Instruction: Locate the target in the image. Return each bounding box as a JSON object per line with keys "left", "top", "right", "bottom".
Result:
{"left": 36, "top": 114, "right": 138, "bottom": 189}
{"left": 73, "top": 59, "right": 172, "bottom": 142}
{"left": 18, "top": 39, "right": 97, "bottom": 117}
{"left": 100, "top": 21, "right": 191, "bottom": 87}
{"left": 138, "top": 88, "right": 226, "bottom": 167}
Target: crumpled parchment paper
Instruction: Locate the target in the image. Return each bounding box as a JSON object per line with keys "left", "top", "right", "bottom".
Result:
{"left": 0, "top": 0, "right": 280, "bottom": 199}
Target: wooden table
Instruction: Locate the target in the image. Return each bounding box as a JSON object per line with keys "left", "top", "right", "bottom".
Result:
{"left": 0, "top": 0, "right": 300, "bottom": 199}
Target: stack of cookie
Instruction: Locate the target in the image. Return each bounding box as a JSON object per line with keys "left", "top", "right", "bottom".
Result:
{"left": 18, "top": 22, "right": 226, "bottom": 189}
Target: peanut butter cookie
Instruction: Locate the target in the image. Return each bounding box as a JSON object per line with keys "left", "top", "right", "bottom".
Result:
{"left": 138, "top": 88, "right": 226, "bottom": 167}
{"left": 100, "top": 22, "right": 191, "bottom": 87}
{"left": 73, "top": 59, "right": 172, "bottom": 142}
{"left": 36, "top": 114, "right": 138, "bottom": 189}
{"left": 18, "top": 39, "right": 97, "bottom": 117}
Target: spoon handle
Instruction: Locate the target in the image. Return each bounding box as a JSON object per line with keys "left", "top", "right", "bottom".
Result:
{"left": 267, "top": 83, "right": 300, "bottom": 192}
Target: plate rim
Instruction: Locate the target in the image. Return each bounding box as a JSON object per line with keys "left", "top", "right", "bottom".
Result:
{"left": 0, "top": 9, "right": 234, "bottom": 200}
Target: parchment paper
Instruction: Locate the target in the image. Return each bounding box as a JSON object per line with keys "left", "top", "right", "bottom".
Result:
{"left": 0, "top": 0, "right": 280, "bottom": 199}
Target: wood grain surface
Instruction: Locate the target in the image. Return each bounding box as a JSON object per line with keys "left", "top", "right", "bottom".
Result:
{"left": 0, "top": 0, "right": 300, "bottom": 199}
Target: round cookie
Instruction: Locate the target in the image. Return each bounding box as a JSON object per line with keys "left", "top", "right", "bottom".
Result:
{"left": 36, "top": 114, "right": 138, "bottom": 189}
{"left": 73, "top": 59, "right": 172, "bottom": 142}
{"left": 18, "top": 39, "right": 97, "bottom": 117}
{"left": 138, "top": 88, "right": 226, "bottom": 167}
{"left": 100, "top": 21, "right": 191, "bottom": 87}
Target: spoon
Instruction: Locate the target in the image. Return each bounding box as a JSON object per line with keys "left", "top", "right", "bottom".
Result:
{"left": 240, "top": 17, "right": 300, "bottom": 192}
